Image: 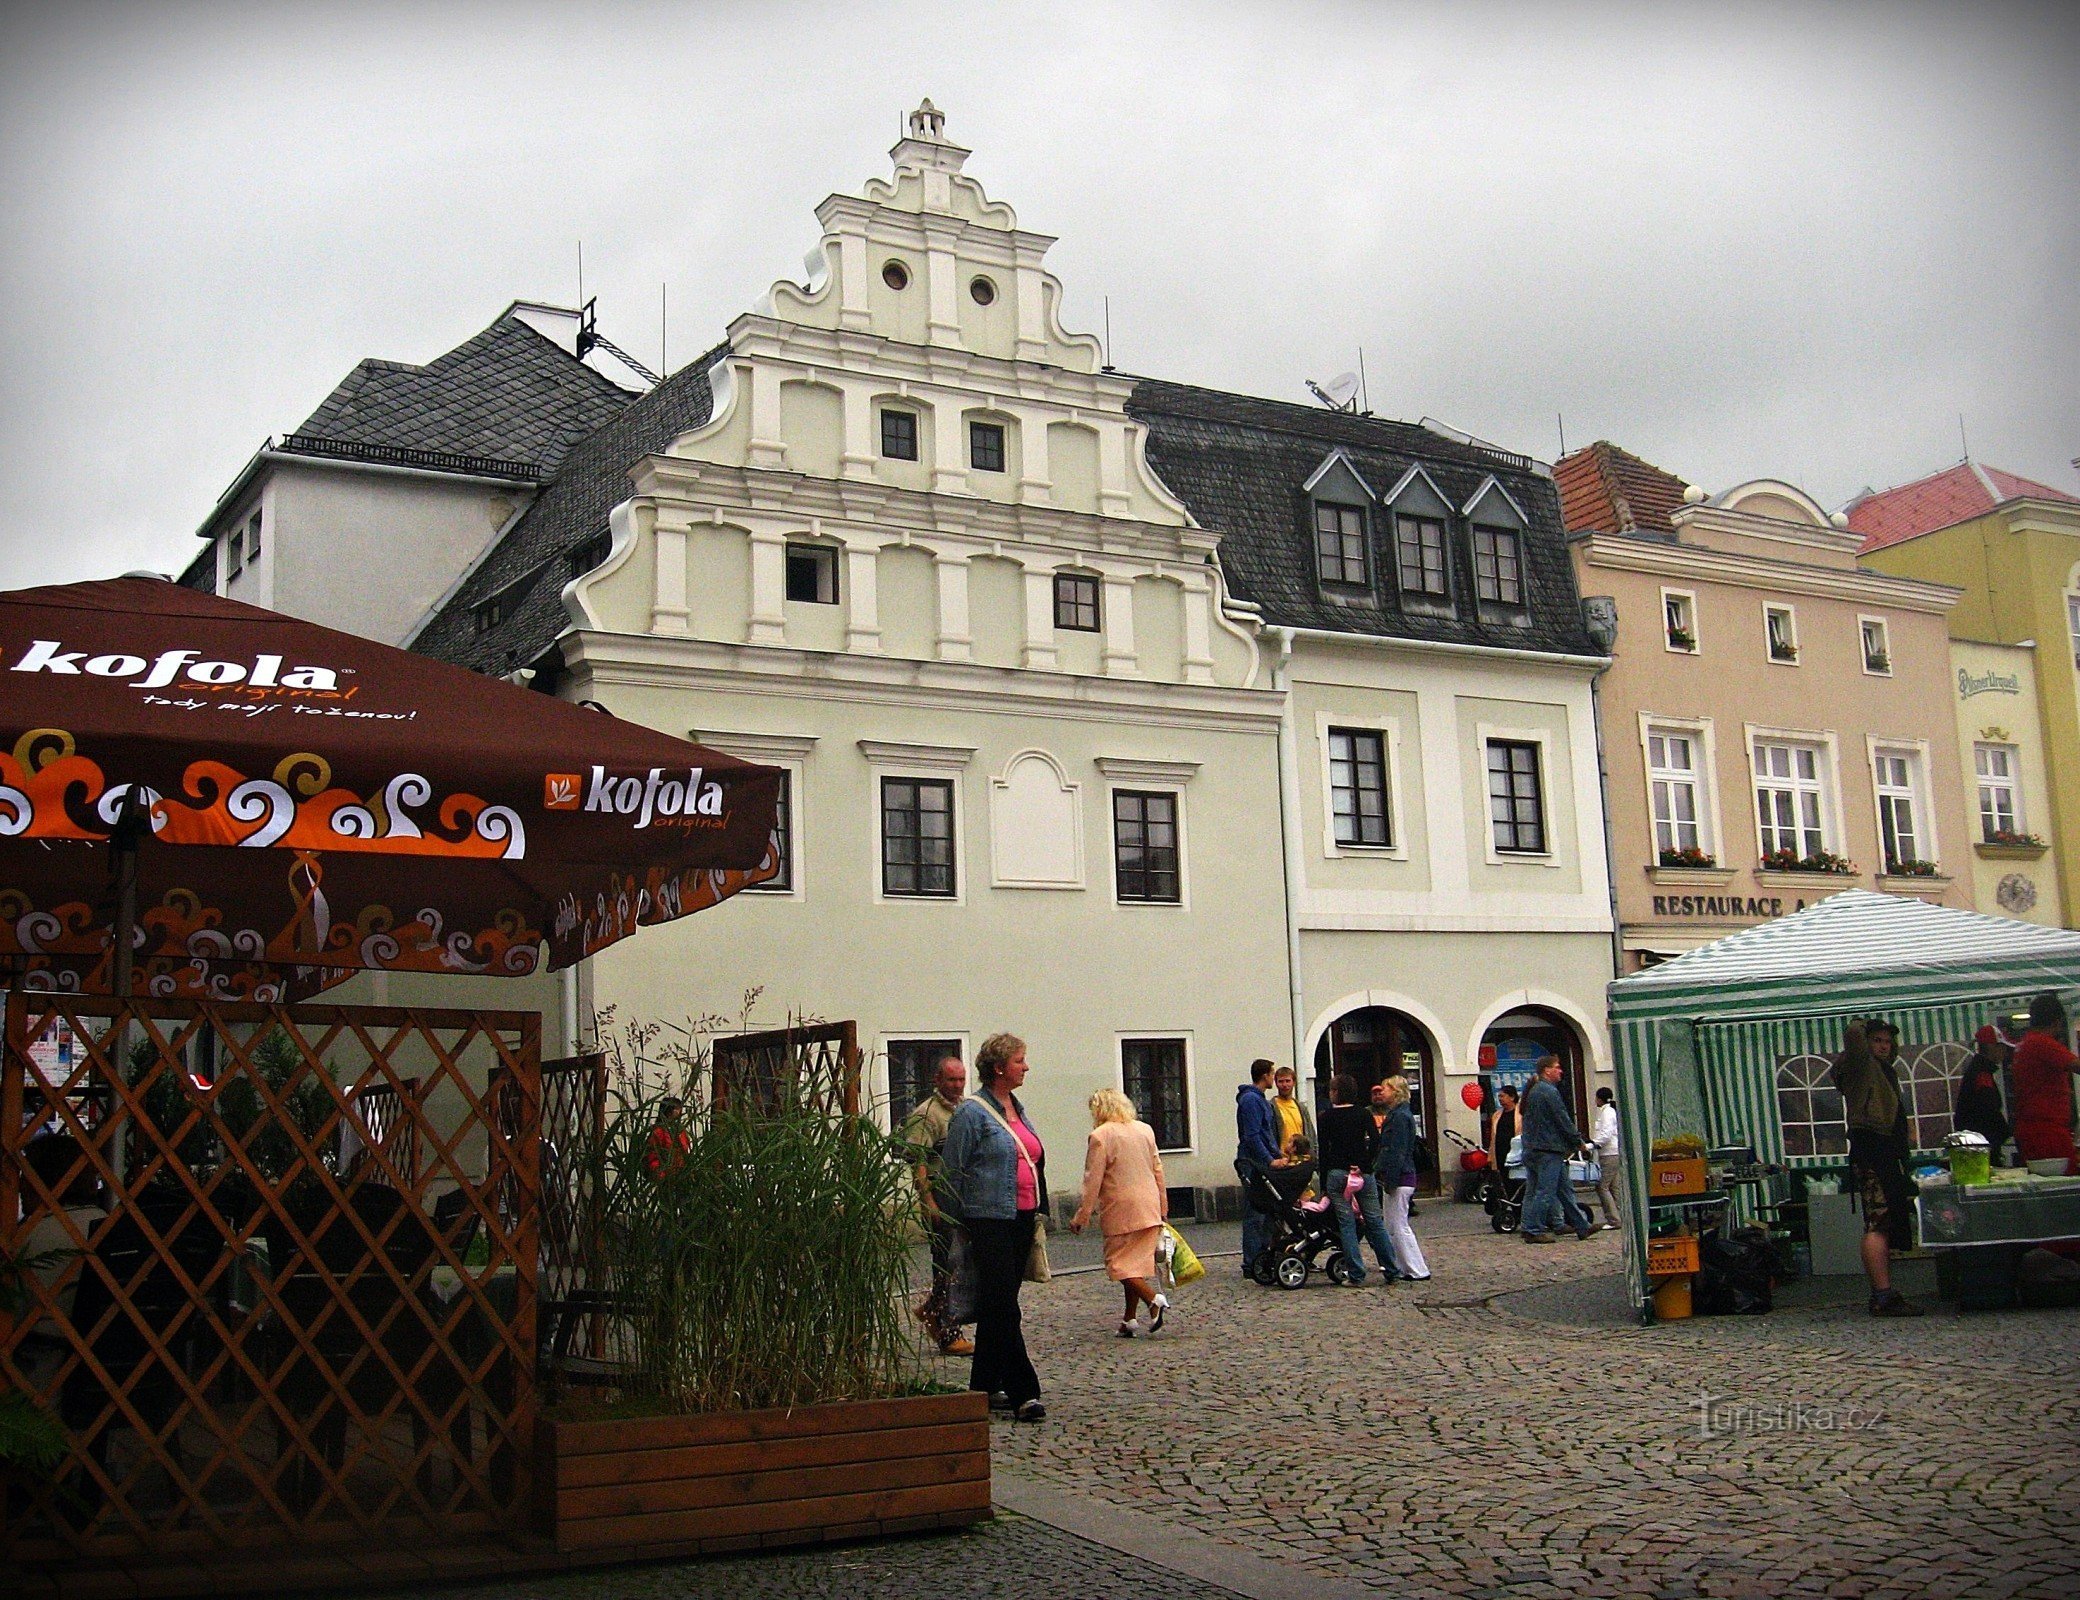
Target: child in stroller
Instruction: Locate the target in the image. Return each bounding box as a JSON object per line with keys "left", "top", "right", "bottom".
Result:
{"left": 1242, "top": 1139, "right": 1358, "bottom": 1289}
{"left": 1483, "top": 1136, "right": 1597, "bottom": 1233}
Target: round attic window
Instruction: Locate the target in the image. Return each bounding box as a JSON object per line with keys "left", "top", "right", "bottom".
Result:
{"left": 882, "top": 260, "right": 910, "bottom": 291}
{"left": 969, "top": 276, "right": 997, "bottom": 306}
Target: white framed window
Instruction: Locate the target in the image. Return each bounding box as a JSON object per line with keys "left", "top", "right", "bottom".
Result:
{"left": 1775, "top": 1054, "right": 1847, "bottom": 1158}
{"left": 1869, "top": 740, "right": 1937, "bottom": 873}
{"left": 1763, "top": 603, "right": 1799, "bottom": 664}
{"left": 1314, "top": 715, "right": 1407, "bottom": 860}
{"left": 860, "top": 740, "right": 973, "bottom": 906}
{"left": 1975, "top": 743, "right": 2022, "bottom": 839}
{"left": 1118, "top": 1033, "right": 1194, "bottom": 1153}
{"left": 1752, "top": 738, "right": 1828, "bottom": 860}
{"left": 692, "top": 731, "right": 816, "bottom": 901}
{"left": 1648, "top": 729, "right": 1704, "bottom": 857}
{"left": 1901, "top": 1041, "right": 1970, "bottom": 1151}
{"left": 1858, "top": 615, "right": 1891, "bottom": 676}
{"left": 1662, "top": 588, "right": 1698, "bottom": 654}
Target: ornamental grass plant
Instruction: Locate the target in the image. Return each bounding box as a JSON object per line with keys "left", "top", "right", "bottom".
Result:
{"left": 577, "top": 1011, "right": 926, "bottom": 1416}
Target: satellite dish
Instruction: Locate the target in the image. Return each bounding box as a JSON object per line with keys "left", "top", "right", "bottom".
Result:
{"left": 1306, "top": 372, "right": 1361, "bottom": 412}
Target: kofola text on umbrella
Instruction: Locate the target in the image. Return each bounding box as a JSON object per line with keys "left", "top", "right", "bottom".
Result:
{"left": 549, "top": 766, "right": 727, "bottom": 829}
{"left": 11, "top": 639, "right": 342, "bottom": 691}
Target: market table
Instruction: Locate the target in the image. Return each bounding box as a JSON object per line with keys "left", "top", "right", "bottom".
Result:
{"left": 1915, "top": 1173, "right": 2080, "bottom": 1311}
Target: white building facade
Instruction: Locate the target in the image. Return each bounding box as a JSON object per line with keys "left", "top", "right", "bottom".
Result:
{"left": 210, "top": 106, "right": 1620, "bottom": 1197}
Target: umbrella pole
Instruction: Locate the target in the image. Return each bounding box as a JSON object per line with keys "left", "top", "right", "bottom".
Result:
{"left": 108, "top": 791, "right": 144, "bottom": 1188}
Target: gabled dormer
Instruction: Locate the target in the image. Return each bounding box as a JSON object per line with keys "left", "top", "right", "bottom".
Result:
{"left": 1381, "top": 464, "right": 1455, "bottom": 610}
{"left": 1304, "top": 450, "right": 1375, "bottom": 594}
{"left": 1464, "top": 475, "right": 1533, "bottom": 620}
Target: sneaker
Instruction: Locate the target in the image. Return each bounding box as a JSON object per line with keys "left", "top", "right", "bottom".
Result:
{"left": 1148, "top": 1294, "right": 1168, "bottom": 1333}
{"left": 1014, "top": 1399, "right": 1047, "bottom": 1423}
{"left": 941, "top": 1337, "right": 974, "bottom": 1356}
{"left": 1601, "top": 1222, "right": 1621, "bottom": 1231}
{"left": 1870, "top": 1290, "right": 1925, "bottom": 1318}
{"left": 1522, "top": 1232, "right": 1556, "bottom": 1245}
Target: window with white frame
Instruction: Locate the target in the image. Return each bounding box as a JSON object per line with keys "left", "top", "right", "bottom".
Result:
{"left": 1775, "top": 1055, "right": 1847, "bottom": 1158}
{"left": 1753, "top": 739, "right": 1827, "bottom": 860}
{"left": 1472, "top": 525, "right": 1524, "bottom": 606}
{"left": 1901, "top": 1041, "right": 1969, "bottom": 1150}
{"left": 1859, "top": 617, "right": 1891, "bottom": 675}
{"left": 1647, "top": 729, "right": 1705, "bottom": 859}
{"left": 1327, "top": 727, "right": 1392, "bottom": 847}
{"left": 1873, "top": 749, "right": 1925, "bottom": 871}
{"left": 1975, "top": 743, "right": 2022, "bottom": 840}
{"left": 1394, "top": 514, "right": 1448, "bottom": 600}
{"left": 1663, "top": 590, "right": 1697, "bottom": 653}
{"left": 1314, "top": 502, "right": 1367, "bottom": 588}
{"left": 1121, "top": 1036, "right": 1191, "bottom": 1151}
{"left": 1764, "top": 604, "right": 1798, "bottom": 663}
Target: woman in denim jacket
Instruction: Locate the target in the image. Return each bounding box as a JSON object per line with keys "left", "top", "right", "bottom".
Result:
{"left": 940, "top": 1032, "right": 1049, "bottom": 1422}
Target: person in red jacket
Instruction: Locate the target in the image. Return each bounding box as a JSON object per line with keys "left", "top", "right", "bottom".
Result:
{"left": 2011, "top": 994, "right": 2080, "bottom": 1176}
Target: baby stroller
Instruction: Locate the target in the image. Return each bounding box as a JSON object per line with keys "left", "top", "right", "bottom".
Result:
{"left": 1242, "top": 1164, "right": 1356, "bottom": 1289}
{"left": 1485, "top": 1138, "right": 1597, "bottom": 1233}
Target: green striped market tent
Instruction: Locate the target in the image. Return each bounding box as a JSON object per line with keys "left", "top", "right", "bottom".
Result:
{"left": 1608, "top": 891, "right": 2080, "bottom": 1319}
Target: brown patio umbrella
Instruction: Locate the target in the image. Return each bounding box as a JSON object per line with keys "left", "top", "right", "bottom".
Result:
{"left": 0, "top": 577, "right": 781, "bottom": 999}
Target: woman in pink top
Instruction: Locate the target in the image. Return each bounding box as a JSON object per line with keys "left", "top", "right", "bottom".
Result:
{"left": 1070, "top": 1088, "right": 1171, "bottom": 1337}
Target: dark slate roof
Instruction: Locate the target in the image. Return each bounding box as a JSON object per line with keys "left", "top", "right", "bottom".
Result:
{"left": 287, "top": 312, "right": 637, "bottom": 479}
{"left": 412, "top": 347, "right": 721, "bottom": 673}
{"left": 1127, "top": 379, "right": 1597, "bottom": 656}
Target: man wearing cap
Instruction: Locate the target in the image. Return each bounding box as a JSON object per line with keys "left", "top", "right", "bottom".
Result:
{"left": 1954, "top": 1025, "right": 2013, "bottom": 1157}
{"left": 1832, "top": 1018, "right": 1922, "bottom": 1317}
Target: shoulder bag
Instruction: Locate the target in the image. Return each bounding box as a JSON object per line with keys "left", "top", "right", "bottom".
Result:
{"left": 973, "top": 1091, "right": 1051, "bottom": 1283}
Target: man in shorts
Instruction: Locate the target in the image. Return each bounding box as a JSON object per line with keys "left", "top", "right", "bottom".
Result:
{"left": 1832, "top": 1018, "right": 1923, "bottom": 1317}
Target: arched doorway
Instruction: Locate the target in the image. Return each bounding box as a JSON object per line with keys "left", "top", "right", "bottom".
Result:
{"left": 1480, "top": 1006, "right": 1590, "bottom": 1133}
{"left": 1313, "top": 1007, "right": 1441, "bottom": 1193}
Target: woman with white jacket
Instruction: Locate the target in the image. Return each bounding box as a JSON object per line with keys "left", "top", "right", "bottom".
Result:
{"left": 1591, "top": 1087, "right": 1623, "bottom": 1231}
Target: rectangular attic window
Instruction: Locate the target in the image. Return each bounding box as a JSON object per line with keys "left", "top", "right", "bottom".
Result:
{"left": 881, "top": 410, "right": 918, "bottom": 461}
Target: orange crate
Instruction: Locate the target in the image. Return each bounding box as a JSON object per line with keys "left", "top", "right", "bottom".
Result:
{"left": 1650, "top": 1157, "right": 1707, "bottom": 1196}
{"left": 1646, "top": 1235, "right": 1700, "bottom": 1276}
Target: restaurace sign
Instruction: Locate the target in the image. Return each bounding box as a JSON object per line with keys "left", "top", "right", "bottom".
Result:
{"left": 1650, "top": 893, "right": 1809, "bottom": 920}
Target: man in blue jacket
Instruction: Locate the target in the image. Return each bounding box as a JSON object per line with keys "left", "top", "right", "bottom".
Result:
{"left": 1235, "top": 1058, "right": 1281, "bottom": 1274}
{"left": 1519, "top": 1056, "right": 1595, "bottom": 1244}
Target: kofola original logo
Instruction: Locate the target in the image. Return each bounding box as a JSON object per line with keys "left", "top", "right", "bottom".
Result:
{"left": 575, "top": 766, "right": 725, "bottom": 828}
{"left": 11, "top": 639, "right": 343, "bottom": 691}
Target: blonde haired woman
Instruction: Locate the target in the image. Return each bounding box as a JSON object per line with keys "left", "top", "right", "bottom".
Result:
{"left": 1069, "top": 1088, "right": 1171, "bottom": 1337}
{"left": 1375, "top": 1076, "right": 1431, "bottom": 1281}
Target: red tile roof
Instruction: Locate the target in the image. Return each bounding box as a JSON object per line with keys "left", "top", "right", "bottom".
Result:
{"left": 1552, "top": 441, "right": 1693, "bottom": 535}
{"left": 1847, "top": 461, "right": 2080, "bottom": 554}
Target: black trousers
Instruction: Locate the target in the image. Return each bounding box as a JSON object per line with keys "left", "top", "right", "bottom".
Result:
{"left": 919, "top": 1210, "right": 959, "bottom": 1344}
{"left": 964, "top": 1212, "right": 1040, "bottom": 1406}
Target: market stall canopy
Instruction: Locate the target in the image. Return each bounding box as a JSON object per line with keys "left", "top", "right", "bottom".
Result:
{"left": 1608, "top": 890, "right": 2080, "bottom": 1023}
{"left": 0, "top": 577, "right": 782, "bottom": 999}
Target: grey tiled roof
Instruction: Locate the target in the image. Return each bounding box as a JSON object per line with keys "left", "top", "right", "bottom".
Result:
{"left": 291, "top": 314, "right": 636, "bottom": 477}
{"left": 413, "top": 348, "right": 720, "bottom": 673}
{"left": 1127, "top": 378, "right": 1597, "bottom": 657}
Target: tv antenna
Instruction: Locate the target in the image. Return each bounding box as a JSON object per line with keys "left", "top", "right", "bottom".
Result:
{"left": 1306, "top": 372, "right": 1361, "bottom": 413}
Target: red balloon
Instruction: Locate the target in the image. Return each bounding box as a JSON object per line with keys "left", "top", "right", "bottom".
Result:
{"left": 1460, "top": 1082, "right": 1485, "bottom": 1110}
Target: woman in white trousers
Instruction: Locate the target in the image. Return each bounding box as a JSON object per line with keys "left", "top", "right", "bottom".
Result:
{"left": 1377, "top": 1077, "right": 1430, "bottom": 1280}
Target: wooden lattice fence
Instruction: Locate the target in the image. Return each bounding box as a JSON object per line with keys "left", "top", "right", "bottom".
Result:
{"left": 1, "top": 994, "right": 540, "bottom": 1570}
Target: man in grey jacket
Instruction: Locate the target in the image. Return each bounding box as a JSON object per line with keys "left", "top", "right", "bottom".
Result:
{"left": 1519, "top": 1057, "right": 1594, "bottom": 1244}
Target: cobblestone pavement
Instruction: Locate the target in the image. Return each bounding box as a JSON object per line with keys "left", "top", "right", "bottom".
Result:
{"left": 326, "top": 1510, "right": 1243, "bottom": 1600}
{"left": 992, "top": 1204, "right": 2080, "bottom": 1600}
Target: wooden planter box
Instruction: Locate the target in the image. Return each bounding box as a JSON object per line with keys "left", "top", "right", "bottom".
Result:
{"left": 535, "top": 1390, "right": 990, "bottom": 1556}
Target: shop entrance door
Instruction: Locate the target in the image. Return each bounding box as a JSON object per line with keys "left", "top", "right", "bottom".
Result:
{"left": 1313, "top": 1006, "right": 1440, "bottom": 1194}
{"left": 1481, "top": 1007, "right": 1589, "bottom": 1132}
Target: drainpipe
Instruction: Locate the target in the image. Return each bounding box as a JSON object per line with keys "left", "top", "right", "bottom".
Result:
{"left": 1270, "top": 628, "right": 1309, "bottom": 1080}
{"left": 1591, "top": 668, "right": 1625, "bottom": 984}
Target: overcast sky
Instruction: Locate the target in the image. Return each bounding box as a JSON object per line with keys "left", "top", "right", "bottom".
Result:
{"left": 1, "top": 0, "right": 2074, "bottom": 590}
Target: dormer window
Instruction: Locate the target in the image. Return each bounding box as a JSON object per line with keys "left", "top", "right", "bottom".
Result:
{"left": 1395, "top": 515, "right": 1448, "bottom": 599}
{"left": 1314, "top": 503, "right": 1367, "bottom": 588}
{"left": 881, "top": 409, "right": 918, "bottom": 461}
{"left": 1472, "top": 526, "right": 1523, "bottom": 606}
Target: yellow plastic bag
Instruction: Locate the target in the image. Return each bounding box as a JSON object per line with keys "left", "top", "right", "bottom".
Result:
{"left": 1163, "top": 1222, "right": 1205, "bottom": 1286}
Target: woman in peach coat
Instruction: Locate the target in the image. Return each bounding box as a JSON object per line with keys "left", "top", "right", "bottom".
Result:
{"left": 1069, "top": 1088, "right": 1171, "bottom": 1337}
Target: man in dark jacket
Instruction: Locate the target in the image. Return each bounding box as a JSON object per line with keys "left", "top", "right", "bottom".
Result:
{"left": 1518, "top": 1057, "right": 1594, "bottom": 1244}
{"left": 1954, "top": 1025, "right": 2012, "bottom": 1155}
{"left": 1235, "top": 1059, "right": 1281, "bottom": 1275}
{"left": 1832, "top": 1018, "right": 1922, "bottom": 1317}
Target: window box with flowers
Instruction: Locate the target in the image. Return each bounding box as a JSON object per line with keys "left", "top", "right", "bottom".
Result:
{"left": 1977, "top": 829, "right": 2049, "bottom": 861}
{"left": 1864, "top": 650, "right": 1890, "bottom": 674}
{"left": 1878, "top": 857, "right": 1951, "bottom": 898}
{"left": 1667, "top": 627, "right": 1696, "bottom": 653}
{"left": 1757, "top": 848, "right": 1855, "bottom": 876}
{"left": 1769, "top": 642, "right": 1799, "bottom": 664}
{"left": 1884, "top": 857, "right": 1939, "bottom": 877}
{"left": 1647, "top": 845, "right": 1734, "bottom": 888}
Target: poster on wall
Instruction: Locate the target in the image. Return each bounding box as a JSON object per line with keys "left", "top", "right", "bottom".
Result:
{"left": 27, "top": 1014, "right": 76, "bottom": 1087}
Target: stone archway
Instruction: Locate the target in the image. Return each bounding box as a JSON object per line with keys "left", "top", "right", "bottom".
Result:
{"left": 1480, "top": 1005, "right": 1592, "bottom": 1133}
{"left": 1312, "top": 1005, "right": 1442, "bottom": 1193}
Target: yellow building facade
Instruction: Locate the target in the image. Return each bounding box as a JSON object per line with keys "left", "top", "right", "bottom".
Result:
{"left": 1852, "top": 465, "right": 2080, "bottom": 924}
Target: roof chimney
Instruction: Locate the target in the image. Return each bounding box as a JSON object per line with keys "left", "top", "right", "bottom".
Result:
{"left": 891, "top": 98, "right": 970, "bottom": 179}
